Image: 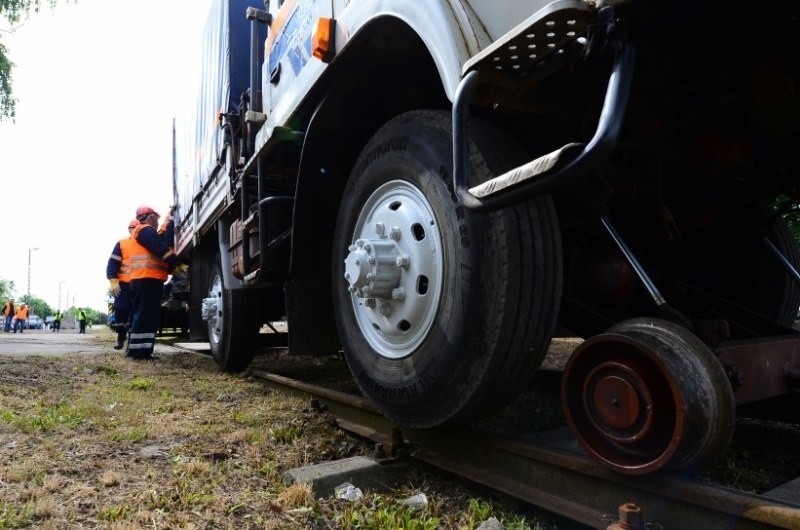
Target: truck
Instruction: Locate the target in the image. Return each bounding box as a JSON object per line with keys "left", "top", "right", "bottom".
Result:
{"left": 172, "top": 0, "right": 800, "bottom": 475}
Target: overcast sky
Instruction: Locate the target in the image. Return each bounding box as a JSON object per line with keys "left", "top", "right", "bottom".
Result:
{"left": 0, "top": 0, "right": 212, "bottom": 312}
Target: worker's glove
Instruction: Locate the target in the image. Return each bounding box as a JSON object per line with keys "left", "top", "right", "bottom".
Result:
{"left": 170, "top": 263, "right": 188, "bottom": 277}
{"left": 109, "top": 279, "right": 121, "bottom": 297}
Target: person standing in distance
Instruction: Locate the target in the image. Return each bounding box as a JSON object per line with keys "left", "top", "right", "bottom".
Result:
{"left": 127, "top": 205, "right": 178, "bottom": 360}
{"left": 52, "top": 309, "right": 62, "bottom": 332}
{"left": 77, "top": 308, "right": 87, "bottom": 333}
{"left": 3, "top": 297, "right": 14, "bottom": 333}
{"left": 106, "top": 219, "right": 139, "bottom": 349}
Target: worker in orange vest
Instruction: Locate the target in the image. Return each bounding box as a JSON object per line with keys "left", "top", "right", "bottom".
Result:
{"left": 126, "top": 205, "right": 178, "bottom": 360}
{"left": 107, "top": 219, "right": 140, "bottom": 350}
{"left": 3, "top": 297, "right": 14, "bottom": 333}
{"left": 14, "top": 303, "right": 29, "bottom": 333}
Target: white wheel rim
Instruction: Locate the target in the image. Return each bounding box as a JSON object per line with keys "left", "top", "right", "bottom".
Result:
{"left": 204, "top": 273, "right": 224, "bottom": 346}
{"left": 343, "top": 180, "right": 444, "bottom": 359}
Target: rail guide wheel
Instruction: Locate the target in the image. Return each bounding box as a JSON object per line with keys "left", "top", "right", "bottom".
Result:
{"left": 562, "top": 318, "right": 735, "bottom": 475}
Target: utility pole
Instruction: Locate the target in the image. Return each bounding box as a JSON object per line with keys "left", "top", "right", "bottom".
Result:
{"left": 27, "top": 247, "right": 39, "bottom": 296}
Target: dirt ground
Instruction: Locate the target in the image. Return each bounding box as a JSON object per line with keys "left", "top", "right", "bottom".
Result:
{"left": 0, "top": 328, "right": 588, "bottom": 530}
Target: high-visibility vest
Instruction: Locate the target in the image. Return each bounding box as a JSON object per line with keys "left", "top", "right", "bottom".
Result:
{"left": 119, "top": 238, "right": 136, "bottom": 283}
{"left": 129, "top": 226, "right": 169, "bottom": 281}
{"left": 15, "top": 306, "right": 28, "bottom": 320}
{"left": 3, "top": 302, "right": 13, "bottom": 317}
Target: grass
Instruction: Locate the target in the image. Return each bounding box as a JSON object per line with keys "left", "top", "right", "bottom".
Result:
{"left": 0, "top": 329, "right": 583, "bottom": 530}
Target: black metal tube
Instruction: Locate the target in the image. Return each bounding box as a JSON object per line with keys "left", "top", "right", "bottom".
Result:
{"left": 258, "top": 194, "right": 294, "bottom": 275}
{"left": 249, "top": 12, "right": 260, "bottom": 114}
{"left": 453, "top": 42, "right": 635, "bottom": 212}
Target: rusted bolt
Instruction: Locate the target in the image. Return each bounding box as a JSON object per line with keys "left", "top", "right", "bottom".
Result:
{"left": 606, "top": 503, "right": 646, "bottom": 530}
{"left": 724, "top": 364, "right": 744, "bottom": 389}
{"left": 614, "top": 503, "right": 644, "bottom": 530}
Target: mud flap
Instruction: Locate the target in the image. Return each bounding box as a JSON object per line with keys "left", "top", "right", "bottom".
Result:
{"left": 284, "top": 280, "right": 341, "bottom": 356}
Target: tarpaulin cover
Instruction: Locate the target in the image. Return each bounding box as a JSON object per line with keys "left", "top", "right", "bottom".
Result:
{"left": 173, "top": 0, "right": 266, "bottom": 230}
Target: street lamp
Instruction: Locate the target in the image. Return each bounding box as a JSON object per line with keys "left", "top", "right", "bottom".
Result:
{"left": 58, "top": 281, "right": 66, "bottom": 310}
{"left": 27, "top": 247, "right": 39, "bottom": 296}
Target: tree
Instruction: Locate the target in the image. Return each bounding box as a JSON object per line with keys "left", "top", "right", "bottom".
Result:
{"left": 0, "top": 0, "right": 61, "bottom": 120}
{"left": 0, "top": 277, "right": 15, "bottom": 302}
{"left": 18, "top": 293, "right": 52, "bottom": 319}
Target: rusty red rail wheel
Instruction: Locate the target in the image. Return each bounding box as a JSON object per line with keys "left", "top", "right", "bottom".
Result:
{"left": 562, "top": 318, "right": 735, "bottom": 475}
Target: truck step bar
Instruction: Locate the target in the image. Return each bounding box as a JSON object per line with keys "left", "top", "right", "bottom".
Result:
{"left": 453, "top": 5, "right": 635, "bottom": 212}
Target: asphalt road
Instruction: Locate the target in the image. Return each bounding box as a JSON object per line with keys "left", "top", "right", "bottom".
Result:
{"left": 0, "top": 327, "right": 198, "bottom": 356}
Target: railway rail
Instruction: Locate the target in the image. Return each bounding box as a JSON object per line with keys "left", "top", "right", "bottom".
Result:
{"left": 165, "top": 337, "right": 800, "bottom": 529}
{"left": 245, "top": 367, "right": 800, "bottom": 530}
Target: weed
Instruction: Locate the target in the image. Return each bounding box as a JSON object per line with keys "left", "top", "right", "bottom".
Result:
{"left": 0, "top": 501, "right": 35, "bottom": 528}
{"left": 129, "top": 378, "right": 154, "bottom": 390}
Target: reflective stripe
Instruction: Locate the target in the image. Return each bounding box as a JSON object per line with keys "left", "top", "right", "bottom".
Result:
{"left": 128, "top": 342, "right": 154, "bottom": 350}
{"left": 130, "top": 332, "right": 156, "bottom": 340}
{"left": 128, "top": 228, "right": 169, "bottom": 281}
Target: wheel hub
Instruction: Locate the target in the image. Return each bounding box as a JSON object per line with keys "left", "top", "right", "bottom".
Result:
{"left": 202, "top": 274, "right": 223, "bottom": 344}
{"left": 344, "top": 238, "right": 404, "bottom": 299}
{"left": 341, "top": 180, "right": 443, "bottom": 360}
{"left": 584, "top": 362, "right": 653, "bottom": 442}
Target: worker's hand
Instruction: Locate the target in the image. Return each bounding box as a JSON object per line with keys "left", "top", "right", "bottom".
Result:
{"left": 109, "top": 279, "right": 121, "bottom": 297}
{"left": 170, "top": 263, "right": 188, "bottom": 276}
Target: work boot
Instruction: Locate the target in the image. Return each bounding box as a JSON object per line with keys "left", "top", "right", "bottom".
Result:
{"left": 113, "top": 328, "right": 126, "bottom": 350}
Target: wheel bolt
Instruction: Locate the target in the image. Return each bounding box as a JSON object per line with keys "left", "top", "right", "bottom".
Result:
{"left": 396, "top": 255, "right": 410, "bottom": 268}
{"left": 374, "top": 222, "right": 386, "bottom": 236}
{"left": 389, "top": 227, "right": 401, "bottom": 241}
{"left": 392, "top": 288, "right": 405, "bottom": 301}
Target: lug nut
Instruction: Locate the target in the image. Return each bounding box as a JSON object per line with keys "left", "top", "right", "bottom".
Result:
{"left": 378, "top": 303, "right": 392, "bottom": 316}
{"left": 396, "top": 255, "right": 410, "bottom": 268}
{"left": 374, "top": 222, "right": 386, "bottom": 236}
{"left": 364, "top": 298, "right": 376, "bottom": 309}
{"left": 389, "top": 227, "right": 401, "bottom": 241}
{"left": 392, "top": 288, "right": 405, "bottom": 301}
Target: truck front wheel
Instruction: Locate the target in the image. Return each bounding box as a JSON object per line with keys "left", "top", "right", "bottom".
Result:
{"left": 332, "top": 110, "right": 562, "bottom": 428}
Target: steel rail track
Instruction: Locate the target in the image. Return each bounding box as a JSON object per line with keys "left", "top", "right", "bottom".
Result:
{"left": 249, "top": 368, "right": 800, "bottom": 530}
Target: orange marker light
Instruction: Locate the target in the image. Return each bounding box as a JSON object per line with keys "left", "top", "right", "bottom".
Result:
{"left": 312, "top": 17, "right": 335, "bottom": 63}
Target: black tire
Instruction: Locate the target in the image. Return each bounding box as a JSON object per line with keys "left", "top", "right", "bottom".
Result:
{"left": 206, "top": 257, "right": 259, "bottom": 372}
{"left": 332, "top": 110, "right": 562, "bottom": 428}
{"left": 681, "top": 203, "right": 800, "bottom": 327}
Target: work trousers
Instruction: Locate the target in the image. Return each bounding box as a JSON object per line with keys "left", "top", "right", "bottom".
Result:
{"left": 3, "top": 316, "right": 11, "bottom": 332}
{"left": 113, "top": 282, "right": 132, "bottom": 329}
{"left": 127, "top": 278, "right": 164, "bottom": 359}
